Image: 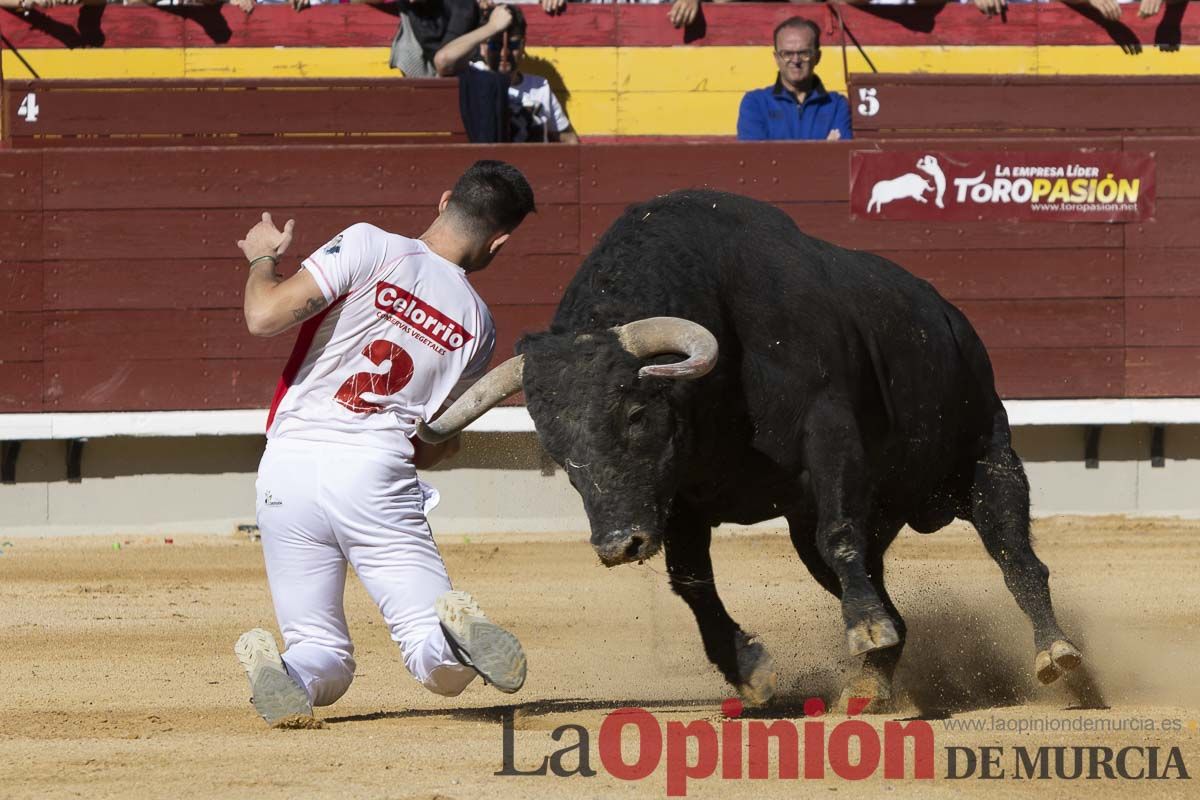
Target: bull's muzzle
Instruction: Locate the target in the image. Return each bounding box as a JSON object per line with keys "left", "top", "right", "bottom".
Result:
{"left": 591, "top": 527, "right": 663, "bottom": 567}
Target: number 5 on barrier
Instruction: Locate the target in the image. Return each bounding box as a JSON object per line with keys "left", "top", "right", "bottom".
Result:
{"left": 857, "top": 88, "right": 879, "bottom": 118}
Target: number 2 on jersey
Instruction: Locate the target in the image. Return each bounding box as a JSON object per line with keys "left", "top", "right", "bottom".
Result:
{"left": 334, "top": 340, "right": 414, "bottom": 413}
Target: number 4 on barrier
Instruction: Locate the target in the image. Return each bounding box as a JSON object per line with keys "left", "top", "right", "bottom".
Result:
{"left": 17, "top": 93, "right": 39, "bottom": 123}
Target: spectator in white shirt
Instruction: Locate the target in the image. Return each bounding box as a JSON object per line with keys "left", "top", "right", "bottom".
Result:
{"left": 472, "top": 5, "right": 580, "bottom": 143}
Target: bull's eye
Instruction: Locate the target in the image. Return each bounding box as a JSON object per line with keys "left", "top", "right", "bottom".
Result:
{"left": 627, "top": 405, "right": 646, "bottom": 424}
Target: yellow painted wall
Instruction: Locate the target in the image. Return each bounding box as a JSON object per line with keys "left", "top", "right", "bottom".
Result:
{"left": 5, "top": 45, "right": 1198, "bottom": 136}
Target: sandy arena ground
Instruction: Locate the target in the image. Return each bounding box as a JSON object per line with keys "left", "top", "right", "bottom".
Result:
{"left": 2, "top": 516, "right": 1198, "bottom": 799}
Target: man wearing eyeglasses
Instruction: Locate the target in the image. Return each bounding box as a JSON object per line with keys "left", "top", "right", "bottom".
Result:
{"left": 736, "top": 16, "right": 852, "bottom": 142}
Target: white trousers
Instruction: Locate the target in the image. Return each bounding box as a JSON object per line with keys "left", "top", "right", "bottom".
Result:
{"left": 255, "top": 437, "right": 476, "bottom": 706}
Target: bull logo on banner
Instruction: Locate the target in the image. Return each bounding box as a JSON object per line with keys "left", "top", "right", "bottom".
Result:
{"left": 866, "top": 155, "right": 947, "bottom": 213}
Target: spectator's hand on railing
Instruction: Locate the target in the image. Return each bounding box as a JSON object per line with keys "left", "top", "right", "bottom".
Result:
{"left": 292, "top": 0, "right": 312, "bottom": 10}
{"left": 540, "top": 0, "right": 565, "bottom": 15}
{"left": 227, "top": 0, "right": 256, "bottom": 14}
{"left": 826, "top": 129, "right": 841, "bottom": 142}
{"left": 971, "top": 0, "right": 1006, "bottom": 16}
{"left": 668, "top": 0, "right": 699, "bottom": 30}
{"left": 1137, "top": 0, "right": 1163, "bottom": 18}
{"left": 1087, "top": 0, "right": 1122, "bottom": 21}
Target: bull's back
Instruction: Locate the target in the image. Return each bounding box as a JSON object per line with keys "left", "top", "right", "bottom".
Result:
{"left": 557, "top": 189, "right": 1000, "bottom": 461}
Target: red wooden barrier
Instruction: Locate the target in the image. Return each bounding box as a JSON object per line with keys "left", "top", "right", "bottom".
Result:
{"left": 849, "top": 75, "right": 1200, "bottom": 138}
{"left": 2, "top": 79, "right": 468, "bottom": 148}
{"left": 992, "top": 349, "right": 1124, "bottom": 398}
{"left": 0, "top": 263, "right": 42, "bottom": 312}
{"left": 1126, "top": 249, "right": 1200, "bottom": 296}
{"left": 1127, "top": 349, "right": 1200, "bottom": 397}
{"left": 40, "top": 146, "right": 581, "bottom": 207}
{"left": 0, "top": 363, "right": 42, "bottom": 411}
{"left": 1, "top": 137, "right": 1198, "bottom": 411}
{"left": 878, "top": 249, "right": 1123, "bottom": 301}
{"left": 1139, "top": 137, "right": 1200, "bottom": 199}
{"left": 1127, "top": 298, "right": 1200, "bottom": 346}
{"left": 43, "top": 358, "right": 279, "bottom": 411}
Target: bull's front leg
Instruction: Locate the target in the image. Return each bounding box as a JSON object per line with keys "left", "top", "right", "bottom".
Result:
{"left": 804, "top": 403, "right": 901, "bottom": 658}
{"left": 664, "top": 502, "right": 777, "bottom": 706}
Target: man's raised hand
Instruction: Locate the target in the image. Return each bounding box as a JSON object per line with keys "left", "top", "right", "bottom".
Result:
{"left": 238, "top": 212, "right": 296, "bottom": 263}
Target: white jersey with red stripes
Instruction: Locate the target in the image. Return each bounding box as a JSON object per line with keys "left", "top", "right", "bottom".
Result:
{"left": 265, "top": 222, "right": 496, "bottom": 454}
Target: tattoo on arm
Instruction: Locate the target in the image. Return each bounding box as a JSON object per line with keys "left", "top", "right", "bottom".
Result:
{"left": 292, "top": 296, "right": 328, "bottom": 322}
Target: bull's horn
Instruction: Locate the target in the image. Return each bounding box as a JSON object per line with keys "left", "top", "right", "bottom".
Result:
{"left": 416, "top": 355, "right": 525, "bottom": 443}
{"left": 614, "top": 317, "right": 718, "bottom": 380}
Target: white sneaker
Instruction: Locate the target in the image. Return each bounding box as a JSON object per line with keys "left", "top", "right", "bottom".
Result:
{"left": 234, "top": 628, "right": 314, "bottom": 725}
{"left": 436, "top": 591, "right": 527, "bottom": 693}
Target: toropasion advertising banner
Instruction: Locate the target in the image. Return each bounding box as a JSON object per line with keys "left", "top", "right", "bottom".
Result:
{"left": 849, "top": 150, "right": 1156, "bottom": 223}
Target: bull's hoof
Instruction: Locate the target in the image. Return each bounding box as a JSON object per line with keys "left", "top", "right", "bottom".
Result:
{"left": 735, "top": 635, "right": 777, "bottom": 707}
{"left": 1035, "top": 639, "right": 1083, "bottom": 685}
{"left": 1035, "top": 650, "right": 1057, "bottom": 684}
{"left": 1051, "top": 640, "right": 1082, "bottom": 672}
{"left": 835, "top": 672, "right": 895, "bottom": 715}
{"left": 845, "top": 615, "right": 901, "bottom": 657}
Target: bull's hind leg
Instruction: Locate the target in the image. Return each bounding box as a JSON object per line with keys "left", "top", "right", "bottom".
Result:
{"left": 664, "top": 502, "right": 777, "bottom": 706}
{"left": 969, "top": 423, "right": 1081, "bottom": 685}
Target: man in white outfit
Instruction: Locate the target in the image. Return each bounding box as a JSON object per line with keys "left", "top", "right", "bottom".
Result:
{"left": 232, "top": 160, "right": 535, "bottom": 725}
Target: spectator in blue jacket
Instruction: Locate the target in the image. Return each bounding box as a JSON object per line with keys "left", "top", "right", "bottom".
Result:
{"left": 736, "top": 17, "right": 852, "bottom": 142}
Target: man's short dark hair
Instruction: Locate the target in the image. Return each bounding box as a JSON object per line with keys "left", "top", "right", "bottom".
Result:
{"left": 773, "top": 16, "right": 821, "bottom": 50}
{"left": 446, "top": 160, "right": 536, "bottom": 237}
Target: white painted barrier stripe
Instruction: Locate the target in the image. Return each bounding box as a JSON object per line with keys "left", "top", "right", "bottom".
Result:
{"left": 1004, "top": 399, "right": 1200, "bottom": 427}
{"left": 2, "top": 400, "right": 1200, "bottom": 441}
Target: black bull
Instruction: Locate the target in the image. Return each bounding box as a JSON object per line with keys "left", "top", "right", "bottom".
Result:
{"left": 420, "top": 190, "right": 1081, "bottom": 708}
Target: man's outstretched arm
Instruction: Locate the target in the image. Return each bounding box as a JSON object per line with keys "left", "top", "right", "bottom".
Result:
{"left": 238, "top": 212, "right": 327, "bottom": 337}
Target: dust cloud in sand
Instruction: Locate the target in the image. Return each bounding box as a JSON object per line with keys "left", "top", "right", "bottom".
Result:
{"left": 1, "top": 516, "right": 1197, "bottom": 799}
